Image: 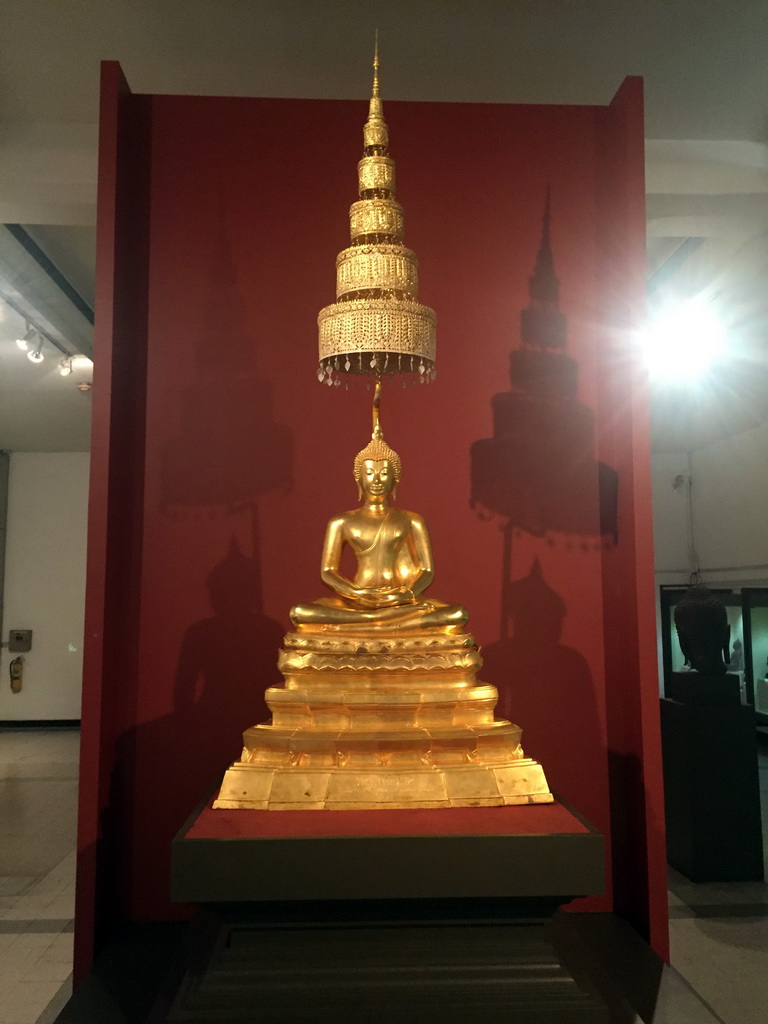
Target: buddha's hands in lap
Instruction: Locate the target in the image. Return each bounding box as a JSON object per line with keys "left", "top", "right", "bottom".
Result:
{"left": 351, "top": 585, "right": 416, "bottom": 609}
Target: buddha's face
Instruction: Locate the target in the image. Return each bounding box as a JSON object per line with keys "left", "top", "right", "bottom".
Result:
{"left": 358, "top": 459, "right": 396, "bottom": 502}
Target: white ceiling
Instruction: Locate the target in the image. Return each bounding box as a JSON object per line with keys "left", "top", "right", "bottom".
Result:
{"left": 2, "top": 0, "right": 767, "bottom": 452}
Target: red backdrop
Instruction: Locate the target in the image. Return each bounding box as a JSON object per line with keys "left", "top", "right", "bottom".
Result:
{"left": 76, "top": 62, "right": 666, "bottom": 979}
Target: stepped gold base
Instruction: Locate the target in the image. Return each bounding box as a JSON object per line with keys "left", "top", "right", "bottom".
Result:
{"left": 213, "top": 629, "right": 553, "bottom": 811}
{"left": 214, "top": 759, "right": 552, "bottom": 810}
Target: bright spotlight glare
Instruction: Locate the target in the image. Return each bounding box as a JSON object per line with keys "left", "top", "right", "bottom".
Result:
{"left": 15, "top": 326, "right": 36, "bottom": 352}
{"left": 640, "top": 299, "right": 725, "bottom": 381}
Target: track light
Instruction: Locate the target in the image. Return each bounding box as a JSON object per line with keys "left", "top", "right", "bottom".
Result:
{"left": 59, "top": 357, "right": 73, "bottom": 376}
{"left": 15, "top": 325, "right": 35, "bottom": 351}
{"left": 27, "top": 335, "right": 44, "bottom": 363}
{"left": 639, "top": 297, "right": 725, "bottom": 382}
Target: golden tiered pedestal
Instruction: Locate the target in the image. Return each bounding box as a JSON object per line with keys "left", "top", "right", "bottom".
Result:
{"left": 214, "top": 627, "right": 552, "bottom": 810}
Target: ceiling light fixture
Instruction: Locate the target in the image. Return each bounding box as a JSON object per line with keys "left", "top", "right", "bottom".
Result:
{"left": 27, "top": 334, "right": 45, "bottom": 363}
{"left": 59, "top": 356, "right": 73, "bottom": 376}
{"left": 15, "top": 325, "right": 35, "bottom": 351}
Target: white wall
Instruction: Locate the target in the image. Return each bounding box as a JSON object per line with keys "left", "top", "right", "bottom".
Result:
{"left": 0, "top": 452, "right": 89, "bottom": 720}
{"left": 651, "top": 452, "right": 692, "bottom": 576}
{"left": 651, "top": 422, "right": 768, "bottom": 693}
{"left": 690, "top": 421, "right": 768, "bottom": 584}
{"left": 652, "top": 423, "right": 768, "bottom": 586}
{"left": 651, "top": 452, "right": 693, "bottom": 691}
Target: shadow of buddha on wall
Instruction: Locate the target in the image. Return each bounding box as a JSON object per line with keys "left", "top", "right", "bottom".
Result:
{"left": 158, "top": 199, "right": 290, "bottom": 777}
{"left": 104, "top": 200, "right": 293, "bottom": 919}
{"left": 100, "top": 536, "right": 285, "bottom": 925}
{"left": 174, "top": 537, "right": 283, "bottom": 755}
{"left": 469, "top": 192, "right": 612, "bottom": 822}
{"left": 470, "top": 191, "right": 618, "bottom": 543}
{"left": 481, "top": 558, "right": 603, "bottom": 819}
{"left": 160, "top": 196, "right": 293, "bottom": 514}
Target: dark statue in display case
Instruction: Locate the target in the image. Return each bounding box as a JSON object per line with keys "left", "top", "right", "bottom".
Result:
{"left": 673, "top": 585, "right": 731, "bottom": 676}
{"left": 729, "top": 638, "right": 743, "bottom": 672}
{"left": 669, "top": 585, "right": 741, "bottom": 705}
{"left": 662, "top": 584, "right": 764, "bottom": 881}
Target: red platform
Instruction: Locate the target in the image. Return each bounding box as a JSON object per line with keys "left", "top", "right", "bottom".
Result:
{"left": 187, "top": 798, "right": 588, "bottom": 840}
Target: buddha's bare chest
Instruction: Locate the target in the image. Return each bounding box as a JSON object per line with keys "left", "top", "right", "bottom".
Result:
{"left": 344, "top": 512, "right": 410, "bottom": 555}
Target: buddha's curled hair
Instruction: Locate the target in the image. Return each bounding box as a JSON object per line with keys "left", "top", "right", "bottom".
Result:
{"left": 353, "top": 436, "right": 402, "bottom": 482}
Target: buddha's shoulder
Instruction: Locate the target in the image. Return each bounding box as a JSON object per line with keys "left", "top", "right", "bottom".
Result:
{"left": 402, "top": 508, "right": 427, "bottom": 527}
{"left": 325, "top": 511, "right": 357, "bottom": 529}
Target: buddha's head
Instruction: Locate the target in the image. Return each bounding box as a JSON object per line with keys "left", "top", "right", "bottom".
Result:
{"left": 673, "top": 585, "right": 731, "bottom": 676}
{"left": 354, "top": 436, "right": 402, "bottom": 502}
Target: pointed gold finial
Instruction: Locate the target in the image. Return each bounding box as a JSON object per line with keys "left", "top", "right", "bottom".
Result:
{"left": 368, "top": 30, "right": 383, "bottom": 122}
{"left": 372, "top": 30, "right": 380, "bottom": 98}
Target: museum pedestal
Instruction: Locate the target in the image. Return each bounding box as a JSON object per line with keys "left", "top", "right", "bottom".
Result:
{"left": 165, "top": 799, "right": 608, "bottom": 1023}
{"left": 660, "top": 688, "right": 764, "bottom": 882}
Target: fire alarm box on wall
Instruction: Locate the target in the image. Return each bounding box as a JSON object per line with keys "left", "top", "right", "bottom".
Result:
{"left": 8, "top": 630, "right": 32, "bottom": 653}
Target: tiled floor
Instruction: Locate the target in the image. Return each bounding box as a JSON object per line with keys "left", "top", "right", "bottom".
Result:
{"left": 0, "top": 729, "right": 765, "bottom": 1023}
{"left": 0, "top": 729, "right": 78, "bottom": 1024}
{"left": 666, "top": 749, "right": 768, "bottom": 1024}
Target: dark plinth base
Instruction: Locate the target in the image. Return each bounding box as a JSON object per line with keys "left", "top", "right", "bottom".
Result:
{"left": 172, "top": 798, "right": 602, "bottom": 903}
{"left": 667, "top": 671, "right": 741, "bottom": 706}
{"left": 167, "top": 905, "right": 606, "bottom": 1024}
{"left": 164, "top": 798, "right": 608, "bottom": 1023}
{"left": 54, "top": 913, "right": 726, "bottom": 1024}
{"left": 660, "top": 697, "right": 764, "bottom": 882}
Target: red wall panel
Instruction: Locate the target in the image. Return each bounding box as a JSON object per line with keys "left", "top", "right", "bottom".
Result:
{"left": 78, "top": 63, "right": 666, "bottom": 975}
{"left": 76, "top": 63, "right": 151, "bottom": 980}
{"left": 594, "top": 78, "right": 669, "bottom": 959}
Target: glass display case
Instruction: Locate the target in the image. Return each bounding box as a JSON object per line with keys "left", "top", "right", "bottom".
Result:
{"left": 742, "top": 588, "right": 768, "bottom": 723}
{"left": 659, "top": 586, "right": 745, "bottom": 701}
{"left": 661, "top": 584, "right": 768, "bottom": 723}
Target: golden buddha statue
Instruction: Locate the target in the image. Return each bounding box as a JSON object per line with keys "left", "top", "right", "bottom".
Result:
{"left": 213, "top": 422, "right": 552, "bottom": 811}
{"left": 291, "top": 434, "right": 467, "bottom": 632}
{"left": 212, "top": 41, "right": 552, "bottom": 811}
